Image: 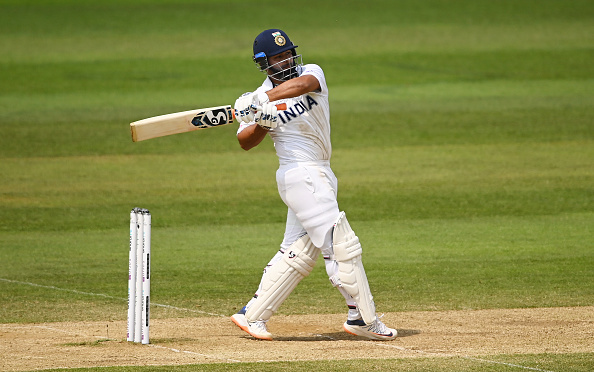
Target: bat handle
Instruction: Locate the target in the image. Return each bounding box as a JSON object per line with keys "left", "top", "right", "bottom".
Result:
{"left": 232, "top": 103, "right": 287, "bottom": 119}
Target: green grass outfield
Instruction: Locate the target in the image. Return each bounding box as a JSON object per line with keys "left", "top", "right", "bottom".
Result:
{"left": 1, "top": 0, "right": 593, "bottom": 370}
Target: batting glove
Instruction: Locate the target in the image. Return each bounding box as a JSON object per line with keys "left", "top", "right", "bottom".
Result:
{"left": 255, "top": 102, "right": 278, "bottom": 130}
{"left": 251, "top": 92, "right": 270, "bottom": 110}
{"left": 234, "top": 92, "right": 256, "bottom": 123}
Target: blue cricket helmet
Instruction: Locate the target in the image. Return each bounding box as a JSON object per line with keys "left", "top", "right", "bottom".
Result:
{"left": 252, "top": 29, "right": 302, "bottom": 82}
{"left": 253, "top": 29, "right": 298, "bottom": 61}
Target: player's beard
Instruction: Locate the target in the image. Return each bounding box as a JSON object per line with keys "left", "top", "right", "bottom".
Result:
{"left": 269, "top": 59, "right": 298, "bottom": 82}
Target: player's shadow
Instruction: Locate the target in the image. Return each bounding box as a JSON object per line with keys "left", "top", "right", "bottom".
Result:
{"left": 268, "top": 329, "right": 421, "bottom": 342}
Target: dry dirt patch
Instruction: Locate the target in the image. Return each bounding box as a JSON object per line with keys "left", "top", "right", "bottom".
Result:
{"left": 1, "top": 306, "right": 592, "bottom": 371}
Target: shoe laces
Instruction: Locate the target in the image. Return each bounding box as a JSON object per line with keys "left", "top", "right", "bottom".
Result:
{"left": 367, "top": 314, "right": 389, "bottom": 334}
{"left": 249, "top": 320, "right": 269, "bottom": 332}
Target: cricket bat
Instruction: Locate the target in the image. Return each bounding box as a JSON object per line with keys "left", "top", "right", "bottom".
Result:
{"left": 130, "top": 103, "right": 286, "bottom": 142}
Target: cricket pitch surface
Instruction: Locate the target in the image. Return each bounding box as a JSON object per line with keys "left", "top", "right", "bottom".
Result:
{"left": 1, "top": 306, "right": 592, "bottom": 371}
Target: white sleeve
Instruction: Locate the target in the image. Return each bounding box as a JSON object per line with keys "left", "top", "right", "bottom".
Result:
{"left": 237, "top": 121, "right": 256, "bottom": 135}
{"left": 299, "top": 64, "right": 328, "bottom": 96}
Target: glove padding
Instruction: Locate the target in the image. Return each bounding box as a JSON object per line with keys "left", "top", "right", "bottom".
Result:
{"left": 255, "top": 102, "right": 278, "bottom": 130}
{"left": 234, "top": 92, "right": 256, "bottom": 124}
{"left": 251, "top": 92, "right": 270, "bottom": 109}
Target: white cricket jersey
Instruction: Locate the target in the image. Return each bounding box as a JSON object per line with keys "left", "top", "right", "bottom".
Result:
{"left": 237, "top": 64, "right": 331, "bottom": 164}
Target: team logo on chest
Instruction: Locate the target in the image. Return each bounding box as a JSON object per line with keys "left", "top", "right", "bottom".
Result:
{"left": 277, "top": 95, "right": 319, "bottom": 124}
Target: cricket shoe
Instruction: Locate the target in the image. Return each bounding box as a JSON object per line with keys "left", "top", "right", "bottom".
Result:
{"left": 231, "top": 306, "right": 273, "bottom": 340}
{"left": 230, "top": 306, "right": 248, "bottom": 333}
{"left": 343, "top": 315, "right": 397, "bottom": 341}
{"left": 247, "top": 320, "right": 273, "bottom": 341}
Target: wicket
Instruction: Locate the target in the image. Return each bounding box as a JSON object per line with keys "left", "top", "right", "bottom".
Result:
{"left": 128, "top": 208, "right": 151, "bottom": 344}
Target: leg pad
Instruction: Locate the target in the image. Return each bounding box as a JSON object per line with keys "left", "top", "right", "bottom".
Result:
{"left": 245, "top": 234, "right": 320, "bottom": 322}
{"left": 333, "top": 212, "right": 376, "bottom": 324}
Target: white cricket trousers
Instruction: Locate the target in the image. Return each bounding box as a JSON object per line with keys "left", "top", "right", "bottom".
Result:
{"left": 250, "top": 161, "right": 359, "bottom": 313}
{"left": 276, "top": 161, "right": 340, "bottom": 254}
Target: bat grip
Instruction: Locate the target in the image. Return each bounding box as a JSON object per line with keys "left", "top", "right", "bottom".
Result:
{"left": 232, "top": 103, "right": 287, "bottom": 119}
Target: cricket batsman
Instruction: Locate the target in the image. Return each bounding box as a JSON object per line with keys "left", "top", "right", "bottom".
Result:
{"left": 230, "top": 29, "right": 397, "bottom": 341}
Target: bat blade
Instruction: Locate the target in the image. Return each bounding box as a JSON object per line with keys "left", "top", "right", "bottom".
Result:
{"left": 130, "top": 105, "right": 234, "bottom": 142}
{"left": 130, "top": 103, "right": 287, "bottom": 142}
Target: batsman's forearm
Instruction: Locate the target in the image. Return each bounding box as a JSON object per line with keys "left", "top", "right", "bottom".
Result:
{"left": 237, "top": 124, "right": 269, "bottom": 151}
{"left": 266, "top": 75, "right": 320, "bottom": 101}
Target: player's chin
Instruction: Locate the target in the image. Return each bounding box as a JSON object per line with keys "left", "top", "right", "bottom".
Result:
{"left": 284, "top": 67, "right": 298, "bottom": 80}
{"left": 276, "top": 69, "right": 298, "bottom": 82}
